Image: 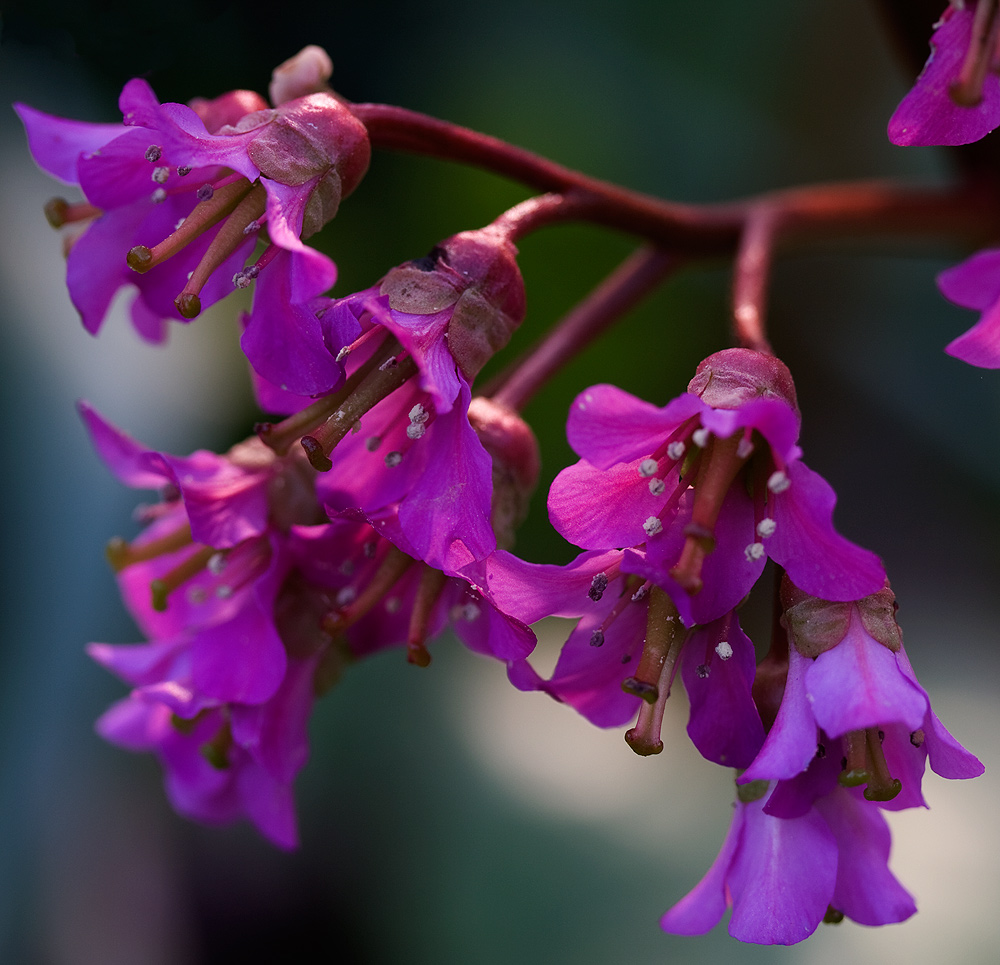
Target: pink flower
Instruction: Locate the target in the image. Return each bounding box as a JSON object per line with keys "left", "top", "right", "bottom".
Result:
{"left": 548, "top": 349, "right": 885, "bottom": 626}
{"left": 936, "top": 247, "right": 1000, "bottom": 367}
{"left": 661, "top": 770, "right": 917, "bottom": 944}
{"left": 888, "top": 2, "right": 1000, "bottom": 146}
{"left": 17, "top": 57, "right": 369, "bottom": 395}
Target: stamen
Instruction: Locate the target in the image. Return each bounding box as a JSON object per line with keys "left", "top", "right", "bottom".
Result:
{"left": 622, "top": 586, "right": 682, "bottom": 705}
{"left": 105, "top": 523, "right": 193, "bottom": 572}
{"left": 406, "top": 566, "right": 449, "bottom": 666}
{"left": 910, "top": 729, "right": 925, "bottom": 748}
{"left": 384, "top": 451, "right": 403, "bottom": 468}
{"left": 150, "top": 544, "right": 217, "bottom": 612}
{"left": 589, "top": 630, "right": 605, "bottom": 647}
{"left": 823, "top": 907, "right": 845, "bottom": 925}
{"left": 144, "top": 145, "right": 163, "bottom": 163}
{"left": 756, "top": 517, "right": 776, "bottom": 538}
{"left": 638, "top": 458, "right": 658, "bottom": 477}
{"left": 767, "top": 470, "right": 790, "bottom": 493}
{"left": 44, "top": 198, "right": 101, "bottom": 228}
{"left": 174, "top": 184, "right": 268, "bottom": 318}
{"left": 715, "top": 640, "right": 733, "bottom": 660}
{"left": 588, "top": 572, "right": 609, "bottom": 602}
{"left": 126, "top": 176, "right": 255, "bottom": 274}
{"left": 666, "top": 441, "right": 686, "bottom": 461}
{"left": 643, "top": 516, "right": 663, "bottom": 538}
{"left": 648, "top": 477, "right": 666, "bottom": 496}
{"left": 744, "top": 541, "right": 765, "bottom": 562}
{"left": 151, "top": 166, "right": 170, "bottom": 184}
{"left": 692, "top": 427, "right": 710, "bottom": 448}
{"left": 736, "top": 432, "right": 755, "bottom": 459}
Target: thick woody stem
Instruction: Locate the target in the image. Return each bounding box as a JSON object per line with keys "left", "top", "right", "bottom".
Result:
{"left": 353, "top": 102, "right": 998, "bottom": 252}
{"left": 490, "top": 247, "right": 676, "bottom": 410}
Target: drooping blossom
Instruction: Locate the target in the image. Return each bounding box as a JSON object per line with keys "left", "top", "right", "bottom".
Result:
{"left": 660, "top": 766, "right": 917, "bottom": 944}
{"left": 17, "top": 47, "right": 370, "bottom": 395}
{"left": 486, "top": 550, "right": 764, "bottom": 765}
{"left": 255, "top": 227, "right": 527, "bottom": 572}
{"left": 741, "top": 577, "right": 983, "bottom": 807}
{"left": 888, "top": 2, "right": 1000, "bottom": 146}
{"left": 548, "top": 349, "right": 885, "bottom": 627}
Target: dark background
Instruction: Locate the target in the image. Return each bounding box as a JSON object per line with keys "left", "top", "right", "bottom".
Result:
{"left": 1, "top": 2, "right": 997, "bottom": 962}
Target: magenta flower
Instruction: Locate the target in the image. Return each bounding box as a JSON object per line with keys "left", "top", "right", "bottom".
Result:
{"left": 256, "top": 229, "right": 528, "bottom": 572}
{"left": 660, "top": 771, "right": 917, "bottom": 944}
{"left": 486, "top": 550, "right": 764, "bottom": 765}
{"left": 548, "top": 349, "right": 885, "bottom": 626}
{"left": 742, "top": 580, "right": 983, "bottom": 807}
{"left": 888, "top": 2, "right": 1000, "bottom": 146}
{"left": 17, "top": 59, "right": 370, "bottom": 394}
{"left": 935, "top": 247, "right": 1000, "bottom": 367}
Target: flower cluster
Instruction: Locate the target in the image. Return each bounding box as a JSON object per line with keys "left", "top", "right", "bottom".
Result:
{"left": 17, "top": 33, "right": 990, "bottom": 949}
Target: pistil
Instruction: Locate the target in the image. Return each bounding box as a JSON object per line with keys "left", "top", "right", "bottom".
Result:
{"left": 44, "top": 198, "right": 101, "bottom": 228}
{"left": 321, "top": 545, "right": 414, "bottom": 634}
{"left": 406, "top": 566, "right": 450, "bottom": 666}
{"left": 951, "top": 0, "right": 1000, "bottom": 106}
{"left": 622, "top": 586, "right": 683, "bottom": 704}
{"left": 150, "top": 545, "right": 218, "bottom": 611}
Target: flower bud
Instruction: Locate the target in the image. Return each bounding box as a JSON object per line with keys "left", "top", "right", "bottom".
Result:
{"left": 467, "top": 396, "right": 540, "bottom": 550}
{"left": 269, "top": 45, "right": 334, "bottom": 106}
{"left": 188, "top": 90, "right": 270, "bottom": 134}
{"left": 687, "top": 347, "right": 799, "bottom": 414}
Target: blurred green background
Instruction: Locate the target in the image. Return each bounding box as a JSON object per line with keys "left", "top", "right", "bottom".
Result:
{"left": 1, "top": 1, "right": 998, "bottom": 962}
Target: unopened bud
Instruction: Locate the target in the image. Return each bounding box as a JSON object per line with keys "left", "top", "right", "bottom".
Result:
{"left": 688, "top": 347, "right": 799, "bottom": 413}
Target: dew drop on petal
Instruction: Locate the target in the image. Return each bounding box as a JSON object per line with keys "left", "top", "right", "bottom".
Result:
{"left": 648, "top": 477, "right": 665, "bottom": 496}
{"left": 767, "top": 470, "right": 790, "bottom": 493}
{"left": 744, "top": 542, "right": 765, "bottom": 562}
{"left": 643, "top": 516, "right": 663, "bottom": 538}
{"left": 638, "top": 458, "right": 658, "bottom": 477}
{"left": 756, "top": 517, "right": 776, "bottom": 538}
{"left": 715, "top": 640, "right": 733, "bottom": 660}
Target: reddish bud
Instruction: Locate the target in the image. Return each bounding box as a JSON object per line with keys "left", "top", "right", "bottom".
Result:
{"left": 688, "top": 348, "right": 799, "bottom": 414}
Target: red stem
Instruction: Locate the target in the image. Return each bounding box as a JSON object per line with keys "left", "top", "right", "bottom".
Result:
{"left": 732, "top": 204, "right": 782, "bottom": 354}
{"left": 490, "top": 247, "right": 676, "bottom": 411}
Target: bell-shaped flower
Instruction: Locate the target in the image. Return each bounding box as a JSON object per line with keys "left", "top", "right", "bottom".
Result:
{"left": 549, "top": 349, "right": 884, "bottom": 626}
{"left": 17, "top": 48, "right": 369, "bottom": 395}
{"left": 661, "top": 769, "right": 917, "bottom": 944}
{"left": 741, "top": 578, "right": 983, "bottom": 808}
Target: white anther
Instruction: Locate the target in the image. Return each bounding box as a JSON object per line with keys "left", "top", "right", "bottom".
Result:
{"left": 151, "top": 166, "right": 170, "bottom": 184}
{"left": 451, "top": 602, "right": 481, "bottom": 622}
{"left": 174, "top": 218, "right": 186, "bottom": 231}
{"left": 715, "top": 641, "right": 734, "bottom": 660}
{"left": 692, "top": 427, "right": 710, "bottom": 448}
{"left": 335, "top": 587, "right": 357, "bottom": 607}
{"left": 151, "top": 188, "right": 167, "bottom": 204}
{"left": 384, "top": 451, "right": 403, "bottom": 467}
{"left": 406, "top": 423, "right": 426, "bottom": 440}
{"left": 744, "top": 542, "right": 765, "bottom": 562}
{"left": 378, "top": 357, "right": 398, "bottom": 371}
{"left": 638, "top": 458, "right": 658, "bottom": 477}
{"left": 648, "top": 478, "right": 665, "bottom": 496}
{"left": 631, "top": 584, "right": 650, "bottom": 602}
{"left": 643, "top": 516, "right": 663, "bottom": 538}
{"left": 756, "top": 517, "right": 777, "bottom": 538}
{"left": 737, "top": 436, "right": 755, "bottom": 459}
{"left": 215, "top": 584, "right": 233, "bottom": 599}
{"left": 243, "top": 220, "right": 260, "bottom": 235}
{"left": 667, "top": 441, "right": 686, "bottom": 461}
{"left": 336, "top": 346, "right": 351, "bottom": 363}
{"left": 207, "top": 552, "right": 226, "bottom": 576}
{"left": 767, "top": 470, "right": 791, "bottom": 493}
{"left": 408, "top": 403, "right": 429, "bottom": 425}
